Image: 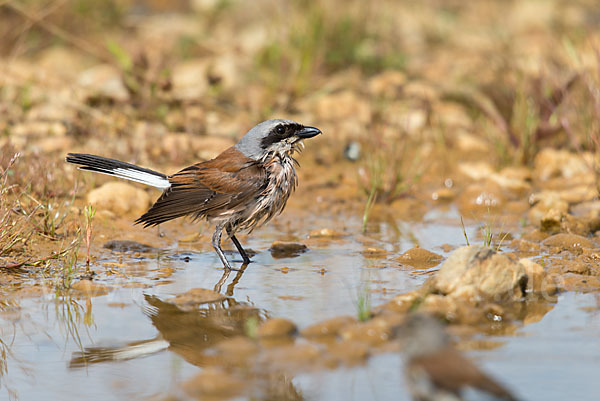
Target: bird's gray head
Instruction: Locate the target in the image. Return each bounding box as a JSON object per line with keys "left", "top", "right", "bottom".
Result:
{"left": 235, "top": 119, "right": 322, "bottom": 160}
{"left": 394, "top": 313, "right": 451, "bottom": 359}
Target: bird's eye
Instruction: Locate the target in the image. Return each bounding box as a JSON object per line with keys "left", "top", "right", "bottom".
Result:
{"left": 276, "top": 125, "right": 285, "bottom": 135}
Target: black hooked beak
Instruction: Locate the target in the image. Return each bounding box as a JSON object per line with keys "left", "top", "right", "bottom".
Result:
{"left": 296, "top": 126, "right": 322, "bottom": 139}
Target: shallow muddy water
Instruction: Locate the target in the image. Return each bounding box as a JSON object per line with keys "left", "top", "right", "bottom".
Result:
{"left": 1, "top": 206, "right": 599, "bottom": 401}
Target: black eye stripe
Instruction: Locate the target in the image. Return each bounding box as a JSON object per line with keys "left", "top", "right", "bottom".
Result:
{"left": 261, "top": 123, "right": 303, "bottom": 148}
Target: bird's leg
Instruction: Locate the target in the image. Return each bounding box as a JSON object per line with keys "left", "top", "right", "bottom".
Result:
{"left": 212, "top": 224, "right": 232, "bottom": 270}
{"left": 227, "top": 226, "right": 251, "bottom": 264}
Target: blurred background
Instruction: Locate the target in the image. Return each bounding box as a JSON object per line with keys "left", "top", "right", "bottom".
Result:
{"left": 2, "top": 0, "right": 600, "bottom": 170}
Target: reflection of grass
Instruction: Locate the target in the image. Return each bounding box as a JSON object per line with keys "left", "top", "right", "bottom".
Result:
{"left": 53, "top": 295, "right": 92, "bottom": 353}
{"left": 59, "top": 236, "right": 82, "bottom": 290}
{"left": 356, "top": 283, "right": 371, "bottom": 322}
{"left": 361, "top": 183, "right": 377, "bottom": 234}
{"left": 0, "top": 334, "right": 18, "bottom": 400}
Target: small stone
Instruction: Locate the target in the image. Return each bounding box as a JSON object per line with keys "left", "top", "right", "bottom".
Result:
{"left": 170, "top": 288, "right": 226, "bottom": 309}
{"left": 519, "top": 259, "right": 559, "bottom": 295}
{"left": 270, "top": 241, "right": 308, "bottom": 258}
{"left": 397, "top": 247, "right": 443, "bottom": 268}
{"left": 378, "top": 291, "right": 421, "bottom": 314}
{"left": 32, "top": 136, "right": 74, "bottom": 153}
{"left": 313, "top": 91, "right": 371, "bottom": 125}
{"left": 309, "top": 228, "right": 346, "bottom": 238}
{"left": 457, "top": 162, "right": 495, "bottom": 181}
{"left": 564, "top": 260, "right": 591, "bottom": 275}
{"left": 489, "top": 172, "right": 531, "bottom": 195}
{"left": 509, "top": 238, "right": 541, "bottom": 255}
{"left": 361, "top": 247, "right": 388, "bottom": 258}
{"left": 456, "top": 132, "right": 490, "bottom": 153}
{"left": 207, "top": 53, "right": 240, "bottom": 90}
{"left": 539, "top": 208, "right": 565, "bottom": 234}
{"left": 521, "top": 229, "right": 550, "bottom": 243}
{"left": 213, "top": 336, "right": 259, "bottom": 367}
{"left": 301, "top": 316, "right": 356, "bottom": 337}
{"left": 257, "top": 318, "right": 297, "bottom": 338}
{"left": 77, "top": 64, "right": 129, "bottom": 102}
{"left": 11, "top": 121, "right": 67, "bottom": 138}
{"left": 383, "top": 104, "right": 427, "bottom": 135}
{"left": 183, "top": 367, "right": 244, "bottom": 400}
{"left": 339, "top": 320, "right": 391, "bottom": 346}
{"left": 571, "top": 201, "right": 600, "bottom": 218}
{"left": 561, "top": 273, "right": 600, "bottom": 292}
{"left": 103, "top": 240, "right": 156, "bottom": 253}
{"left": 87, "top": 182, "right": 151, "bottom": 216}
{"left": 258, "top": 343, "right": 321, "bottom": 372}
{"left": 171, "top": 60, "right": 209, "bottom": 100}
{"left": 543, "top": 233, "right": 595, "bottom": 251}
{"left": 327, "top": 340, "right": 370, "bottom": 365}
{"left": 533, "top": 149, "right": 592, "bottom": 182}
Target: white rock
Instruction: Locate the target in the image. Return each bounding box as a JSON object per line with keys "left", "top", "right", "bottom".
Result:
{"left": 433, "top": 246, "right": 527, "bottom": 302}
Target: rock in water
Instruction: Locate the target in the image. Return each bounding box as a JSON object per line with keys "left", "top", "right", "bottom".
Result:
{"left": 433, "top": 245, "right": 528, "bottom": 302}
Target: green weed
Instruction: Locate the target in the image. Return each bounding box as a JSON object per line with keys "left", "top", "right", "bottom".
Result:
{"left": 460, "top": 216, "right": 470, "bottom": 246}
{"left": 83, "top": 205, "right": 96, "bottom": 267}
{"left": 362, "top": 183, "right": 377, "bottom": 234}
{"left": 356, "top": 283, "right": 371, "bottom": 322}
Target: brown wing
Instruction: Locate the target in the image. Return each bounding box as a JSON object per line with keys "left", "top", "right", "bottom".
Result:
{"left": 135, "top": 147, "right": 267, "bottom": 227}
{"left": 411, "top": 347, "right": 519, "bottom": 401}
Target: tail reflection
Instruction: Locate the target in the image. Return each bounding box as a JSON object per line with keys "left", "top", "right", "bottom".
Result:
{"left": 70, "top": 294, "right": 265, "bottom": 369}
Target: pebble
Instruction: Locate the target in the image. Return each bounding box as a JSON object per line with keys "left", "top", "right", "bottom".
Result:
{"left": 543, "top": 233, "right": 595, "bottom": 251}
{"left": 170, "top": 288, "right": 227, "bottom": 309}
{"left": 103, "top": 240, "right": 157, "bottom": 253}
{"left": 257, "top": 318, "right": 297, "bottom": 338}
{"left": 183, "top": 367, "right": 244, "bottom": 400}
{"left": 270, "top": 241, "right": 308, "bottom": 258}
{"left": 397, "top": 247, "right": 443, "bottom": 268}
{"left": 301, "top": 316, "right": 356, "bottom": 337}
{"left": 87, "top": 182, "right": 151, "bottom": 216}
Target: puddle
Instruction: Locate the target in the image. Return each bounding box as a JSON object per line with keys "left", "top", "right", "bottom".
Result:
{"left": 0, "top": 207, "right": 598, "bottom": 400}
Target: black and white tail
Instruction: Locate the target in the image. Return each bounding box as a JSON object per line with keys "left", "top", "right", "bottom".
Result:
{"left": 65, "top": 153, "right": 171, "bottom": 189}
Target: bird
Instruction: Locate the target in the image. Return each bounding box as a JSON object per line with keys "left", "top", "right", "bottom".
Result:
{"left": 66, "top": 119, "right": 321, "bottom": 270}
{"left": 395, "top": 313, "right": 520, "bottom": 401}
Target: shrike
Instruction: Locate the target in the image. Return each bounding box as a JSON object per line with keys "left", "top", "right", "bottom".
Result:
{"left": 67, "top": 119, "right": 321, "bottom": 270}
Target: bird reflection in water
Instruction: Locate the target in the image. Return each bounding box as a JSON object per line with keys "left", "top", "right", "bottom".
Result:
{"left": 69, "top": 292, "right": 303, "bottom": 400}
{"left": 70, "top": 294, "right": 264, "bottom": 368}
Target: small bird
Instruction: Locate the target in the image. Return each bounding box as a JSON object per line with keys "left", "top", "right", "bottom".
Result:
{"left": 396, "top": 313, "right": 520, "bottom": 401}
{"left": 66, "top": 119, "right": 321, "bottom": 270}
